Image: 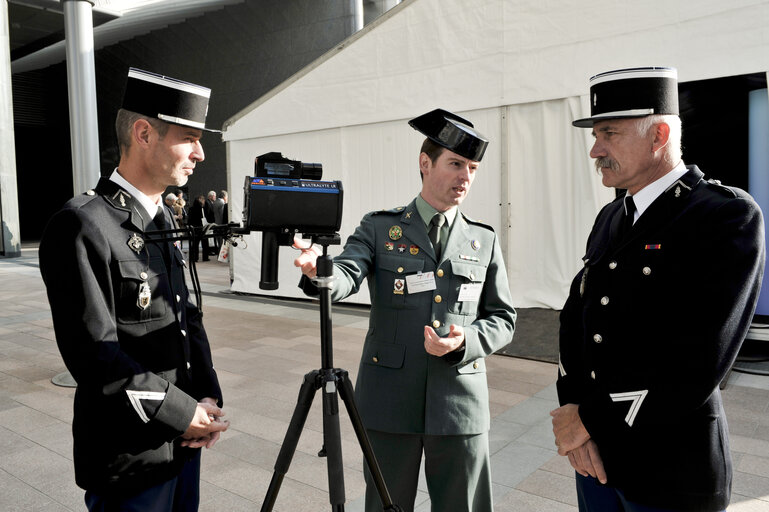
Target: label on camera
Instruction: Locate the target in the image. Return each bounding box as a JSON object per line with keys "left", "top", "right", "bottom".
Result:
{"left": 406, "top": 272, "right": 436, "bottom": 294}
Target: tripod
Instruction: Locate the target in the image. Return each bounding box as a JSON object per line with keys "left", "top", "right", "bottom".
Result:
{"left": 261, "top": 235, "right": 402, "bottom": 512}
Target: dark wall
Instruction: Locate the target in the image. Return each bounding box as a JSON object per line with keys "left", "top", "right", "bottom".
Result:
{"left": 12, "top": 0, "right": 360, "bottom": 241}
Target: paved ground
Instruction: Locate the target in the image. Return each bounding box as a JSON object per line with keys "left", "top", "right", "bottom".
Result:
{"left": 1, "top": 244, "right": 768, "bottom": 511}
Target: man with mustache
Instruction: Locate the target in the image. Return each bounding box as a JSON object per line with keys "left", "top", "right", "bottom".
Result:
{"left": 551, "top": 67, "right": 765, "bottom": 511}
{"left": 39, "top": 68, "right": 228, "bottom": 511}
{"left": 294, "top": 108, "right": 516, "bottom": 511}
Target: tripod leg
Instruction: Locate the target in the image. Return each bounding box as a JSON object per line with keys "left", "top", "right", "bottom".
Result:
{"left": 336, "top": 370, "right": 403, "bottom": 512}
{"left": 321, "top": 370, "right": 346, "bottom": 510}
{"left": 261, "top": 371, "right": 320, "bottom": 512}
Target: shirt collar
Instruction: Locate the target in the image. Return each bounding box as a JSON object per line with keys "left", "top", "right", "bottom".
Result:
{"left": 109, "top": 168, "right": 162, "bottom": 219}
{"left": 415, "top": 194, "right": 458, "bottom": 228}
{"left": 627, "top": 160, "right": 688, "bottom": 222}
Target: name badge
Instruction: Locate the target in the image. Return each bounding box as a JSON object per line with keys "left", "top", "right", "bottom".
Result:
{"left": 406, "top": 272, "right": 436, "bottom": 294}
{"left": 458, "top": 283, "right": 483, "bottom": 302}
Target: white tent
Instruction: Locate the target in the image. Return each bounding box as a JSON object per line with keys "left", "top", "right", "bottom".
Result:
{"left": 222, "top": 0, "right": 769, "bottom": 309}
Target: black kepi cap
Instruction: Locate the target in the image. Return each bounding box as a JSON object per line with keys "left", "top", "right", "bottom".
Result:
{"left": 122, "top": 68, "right": 220, "bottom": 133}
{"left": 573, "top": 67, "right": 679, "bottom": 128}
{"left": 409, "top": 108, "right": 489, "bottom": 161}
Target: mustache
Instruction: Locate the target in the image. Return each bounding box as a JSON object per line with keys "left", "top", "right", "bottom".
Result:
{"left": 595, "top": 157, "right": 620, "bottom": 174}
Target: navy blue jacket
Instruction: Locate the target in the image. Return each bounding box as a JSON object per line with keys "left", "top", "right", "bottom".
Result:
{"left": 40, "top": 178, "right": 222, "bottom": 496}
{"left": 557, "top": 166, "right": 765, "bottom": 511}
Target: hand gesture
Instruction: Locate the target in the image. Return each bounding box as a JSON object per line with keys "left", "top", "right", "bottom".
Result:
{"left": 423, "top": 324, "right": 465, "bottom": 356}
{"left": 181, "top": 399, "right": 229, "bottom": 449}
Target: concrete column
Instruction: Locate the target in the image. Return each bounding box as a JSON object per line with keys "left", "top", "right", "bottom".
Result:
{"left": 63, "top": 0, "right": 100, "bottom": 196}
{"left": 0, "top": 0, "right": 21, "bottom": 257}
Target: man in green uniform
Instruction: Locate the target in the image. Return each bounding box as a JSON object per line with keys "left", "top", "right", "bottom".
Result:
{"left": 295, "top": 109, "right": 516, "bottom": 511}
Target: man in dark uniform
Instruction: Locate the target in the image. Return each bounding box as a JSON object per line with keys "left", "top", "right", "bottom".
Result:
{"left": 551, "top": 67, "right": 765, "bottom": 512}
{"left": 294, "top": 109, "right": 516, "bottom": 511}
{"left": 39, "top": 68, "right": 228, "bottom": 512}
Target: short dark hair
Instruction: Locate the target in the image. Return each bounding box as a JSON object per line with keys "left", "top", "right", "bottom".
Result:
{"left": 419, "top": 138, "right": 445, "bottom": 180}
{"left": 115, "top": 109, "right": 169, "bottom": 156}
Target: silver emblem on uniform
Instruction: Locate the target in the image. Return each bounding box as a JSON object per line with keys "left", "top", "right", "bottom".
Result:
{"left": 119, "top": 194, "right": 127, "bottom": 207}
{"left": 674, "top": 185, "right": 681, "bottom": 198}
{"left": 137, "top": 281, "right": 152, "bottom": 310}
{"left": 127, "top": 233, "right": 144, "bottom": 253}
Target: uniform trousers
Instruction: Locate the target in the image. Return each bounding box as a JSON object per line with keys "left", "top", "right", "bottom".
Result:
{"left": 84, "top": 450, "right": 201, "bottom": 512}
{"left": 576, "top": 474, "right": 726, "bottom": 512}
{"left": 363, "top": 430, "right": 492, "bottom": 512}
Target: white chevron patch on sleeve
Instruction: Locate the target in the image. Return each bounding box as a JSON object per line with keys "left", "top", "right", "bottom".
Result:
{"left": 610, "top": 389, "right": 648, "bottom": 427}
{"left": 126, "top": 390, "right": 166, "bottom": 423}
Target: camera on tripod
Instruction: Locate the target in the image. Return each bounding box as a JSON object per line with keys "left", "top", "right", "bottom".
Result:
{"left": 241, "top": 152, "right": 343, "bottom": 290}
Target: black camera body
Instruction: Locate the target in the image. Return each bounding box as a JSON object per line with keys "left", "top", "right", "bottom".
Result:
{"left": 241, "top": 152, "right": 344, "bottom": 290}
{"left": 242, "top": 152, "right": 343, "bottom": 234}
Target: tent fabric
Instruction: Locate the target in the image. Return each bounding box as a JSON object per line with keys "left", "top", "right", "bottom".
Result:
{"left": 224, "top": 0, "right": 769, "bottom": 309}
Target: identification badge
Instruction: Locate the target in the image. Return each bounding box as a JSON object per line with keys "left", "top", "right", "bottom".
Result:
{"left": 137, "top": 281, "right": 152, "bottom": 310}
{"left": 458, "top": 283, "right": 483, "bottom": 302}
{"left": 406, "top": 272, "right": 436, "bottom": 294}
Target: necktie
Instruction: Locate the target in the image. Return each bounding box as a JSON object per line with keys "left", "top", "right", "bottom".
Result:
{"left": 429, "top": 213, "right": 446, "bottom": 261}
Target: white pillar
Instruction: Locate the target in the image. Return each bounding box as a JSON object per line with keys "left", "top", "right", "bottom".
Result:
{"left": 0, "top": 0, "right": 21, "bottom": 257}
{"left": 348, "top": 0, "right": 364, "bottom": 32}
{"left": 63, "top": 0, "right": 100, "bottom": 196}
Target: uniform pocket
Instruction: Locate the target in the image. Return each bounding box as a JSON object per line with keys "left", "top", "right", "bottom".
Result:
{"left": 448, "top": 260, "right": 487, "bottom": 315}
{"left": 376, "top": 253, "right": 425, "bottom": 309}
{"left": 115, "top": 257, "right": 169, "bottom": 324}
{"left": 361, "top": 340, "right": 406, "bottom": 369}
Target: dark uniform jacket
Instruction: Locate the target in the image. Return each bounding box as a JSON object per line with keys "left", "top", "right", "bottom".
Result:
{"left": 39, "top": 178, "right": 222, "bottom": 496}
{"left": 557, "top": 166, "right": 765, "bottom": 511}
{"left": 303, "top": 198, "right": 516, "bottom": 435}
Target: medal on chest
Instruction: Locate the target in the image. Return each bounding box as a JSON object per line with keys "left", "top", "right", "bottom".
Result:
{"left": 137, "top": 281, "right": 152, "bottom": 310}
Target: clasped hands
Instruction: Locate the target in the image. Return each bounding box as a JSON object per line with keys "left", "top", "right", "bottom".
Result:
{"left": 550, "top": 403, "right": 607, "bottom": 484}
{"left": 181, "top": 397, "right": 229, "bottom": 449}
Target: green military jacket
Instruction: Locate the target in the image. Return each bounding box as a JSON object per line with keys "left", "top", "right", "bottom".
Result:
{"left": 314, "top": 198, "right": 516, "bottom": 435}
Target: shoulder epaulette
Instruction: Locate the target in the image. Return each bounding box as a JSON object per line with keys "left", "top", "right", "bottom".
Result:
{"left": 372, "top": 206, "right": 407, "bottom": 215}
{"left": 66, "top": 189, "right": 100, "bottom": 209}
{"left": 461, "top": 212, "right": 494, "bottom": 231}
{"left": 704, "top": 177, "right": 738, "bottom": 198}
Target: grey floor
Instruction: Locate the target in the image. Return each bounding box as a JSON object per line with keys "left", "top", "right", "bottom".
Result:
{"left": 1, "top": 244, "right": 769, "bottom": 511}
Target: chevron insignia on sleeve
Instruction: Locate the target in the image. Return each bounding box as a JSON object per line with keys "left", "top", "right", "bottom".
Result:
{"left": 126, "top": 390, "right": 166, "bottom": 423}
{"left": 609, "top": 389, "right": 648, "bottom": 427}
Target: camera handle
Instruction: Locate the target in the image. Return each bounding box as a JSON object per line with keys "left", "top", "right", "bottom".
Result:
{"left": 261, "top": 237, "right": 403, "bottom": 512}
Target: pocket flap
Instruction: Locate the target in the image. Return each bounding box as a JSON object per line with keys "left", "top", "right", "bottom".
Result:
{"left": 450, "top": 260, "right": 486, "bottom": 282}
{"left": 378, "top": 253, "right": 425, "bottom": 274}
{"left": 362, "top": 341, "right": 406, "bottom": 369}
{"left": 117, "top": 258, "right": 166, "bottom": 281}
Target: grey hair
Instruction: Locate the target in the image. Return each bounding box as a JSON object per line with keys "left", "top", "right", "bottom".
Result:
{"left": 165, "top": 193, "right": 177, "bottom": 202}
{"left": 636, "top": 114, "right": 682, "bottom": 165}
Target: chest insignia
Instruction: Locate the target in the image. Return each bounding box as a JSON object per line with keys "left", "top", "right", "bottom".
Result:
{"left": 393, "top": 278, "right": 405, "bottom": 295}
{"left": 137, "top": 281, "right": 152, "bottom": 310}
{"left": 127, "top": 233, "right": 145, "bottom": 253}
{"left": 385, "top": 242, "right": 394, "bottom": 251}
{"left": 389, "top": 225, "right": 403, "bottom": 240}
{"left": 397, "top": 243, "right": 406, "bottom": 253}
{"left": 459, "top": 254, "right": 480, "bottom": 262}
{"left": 644, "top": 244, "right": 662, "bottom": 250}
{"left": 409, "top": 245, "right": 419, "bottom": 255}
{"left": 471, "top": 240, "right": 481, "bottom": 251}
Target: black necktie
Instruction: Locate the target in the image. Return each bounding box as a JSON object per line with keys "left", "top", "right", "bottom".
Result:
{"left": 429, "top": 213, "right": 446, "bottom": 260}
